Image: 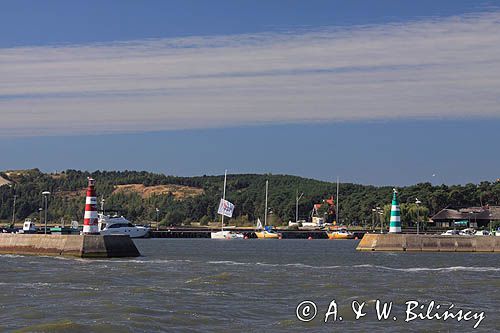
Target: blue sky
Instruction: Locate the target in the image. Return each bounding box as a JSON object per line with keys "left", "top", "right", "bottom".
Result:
{"left": 0, "top": 1, "right": 494, "bottom": 47}
{"left": 1, "top": 1, "right": 499, "bottom": 185}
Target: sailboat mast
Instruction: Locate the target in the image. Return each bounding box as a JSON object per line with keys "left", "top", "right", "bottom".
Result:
{"left": 336, "top": 176, "right": 339, "bottom": 225}
{"left": 222, "top": 170, "right": 227, "bottom": 231}
{"left": 264, "top": 180, "right": 268, "bottom": 226}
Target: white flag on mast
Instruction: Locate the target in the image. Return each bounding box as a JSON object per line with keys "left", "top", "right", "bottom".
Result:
{"left": 217, "top": 199, "right": 235, "bottom": 218}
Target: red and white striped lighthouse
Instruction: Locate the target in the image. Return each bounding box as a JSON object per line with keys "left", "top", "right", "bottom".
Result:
{"left": 83, "top": 177, "right": 98, "bottom": 234}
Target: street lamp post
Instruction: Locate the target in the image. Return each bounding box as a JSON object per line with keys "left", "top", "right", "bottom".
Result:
{"left": 11, "top": 194, "right": 17, "bottom": 228}
{"left": 295, "top": 190, "right": 304, "bottom": 223}
{"left": 371, "top": 208, "right": 376, "bottom": 232}
{"left": 100, "top": 198, "right": 106, "bottom": 214}
{"left": 8, "top": 184, "right": 17, "bottom": 228}
{"left": 379, "top": 211, "right": 384, "bottom": 234}
{"left": 415, "top": 198, "right": 422, "bottom": 235}
{"left": 373, "top": 207, "right": 384, "bottom": 233}
{"left": 156, "top": 208, "right": 160, "bottom": 231}
{"left": 42, "top": 191, "right": 51, "bottom": 234}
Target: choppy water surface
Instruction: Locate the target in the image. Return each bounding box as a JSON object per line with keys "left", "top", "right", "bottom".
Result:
{"left": 0, "top": 239, "right": 498, "bottom": 332}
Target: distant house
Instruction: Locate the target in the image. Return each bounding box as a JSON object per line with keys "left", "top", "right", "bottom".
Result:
{"left": 431, "top": 206, "right": 500, "bottom": 228}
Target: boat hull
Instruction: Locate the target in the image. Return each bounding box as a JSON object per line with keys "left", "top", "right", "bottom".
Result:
{"left": 211, "top": 230, "right": 242, "bottom": 239}
{"left": 100, "top": 227, "right": 149, "bottom": 238}
{"left": 255, "top": 231, "right": 280, "bottom": 239}
{"left": 327, "top": 232, "right": 355, "bottom": 240}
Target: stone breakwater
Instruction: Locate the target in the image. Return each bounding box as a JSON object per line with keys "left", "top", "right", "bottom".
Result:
{"left": 0, "top": 234, "right": 140, "bottom": 257}
{"left": 357, "top": 233, "right": 500, "bottom": 252}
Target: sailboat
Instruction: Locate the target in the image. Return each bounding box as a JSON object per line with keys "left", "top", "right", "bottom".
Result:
{"left": 326, "top": 177, "right": 354, "bottom": 240}
{"left": 211, "top": 170, "right": 243, "bottom": 240}
{"left": 254, "top": 180, "right": 281, "bottom": 239}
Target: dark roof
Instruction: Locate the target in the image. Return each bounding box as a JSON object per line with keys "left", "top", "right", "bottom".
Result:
{"left": 431, "top": 209, "right": 465, "bottom": 221}
{"left": 431, "top": 206, "right": 500, "bottom": 221}
{"left": 460, "top": 206, "right": 500, "bottom": 220}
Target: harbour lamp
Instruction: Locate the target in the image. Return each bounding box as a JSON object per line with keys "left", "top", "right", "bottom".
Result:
{"left": 42, "top": 191, "right": 51, "bottom": 234}
{"left": 415, "top": 198, "right": 422, "bottom": 235}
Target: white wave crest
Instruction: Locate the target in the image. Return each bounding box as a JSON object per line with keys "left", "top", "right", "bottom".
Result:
{"left": 354, "top": 264, "right": 500, "bottom": 272}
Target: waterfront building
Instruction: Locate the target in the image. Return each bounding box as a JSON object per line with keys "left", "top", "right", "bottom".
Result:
{"left": 431, "top": 206, "right": 500, "bottom": 229}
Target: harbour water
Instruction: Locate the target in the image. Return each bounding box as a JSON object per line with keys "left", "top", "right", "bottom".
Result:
{"left": 0, "top": 239, "right": 498, "bottom": 332}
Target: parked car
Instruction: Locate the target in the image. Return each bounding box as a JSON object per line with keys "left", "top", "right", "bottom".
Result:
{"left": 441, "top": 230, "right": 460, "bottom": 236}
{"left": 459, "top": 228, "right": 475, "bottom": 236}
{"left": 474, "top": 230, "right": 492, "bottom": 236}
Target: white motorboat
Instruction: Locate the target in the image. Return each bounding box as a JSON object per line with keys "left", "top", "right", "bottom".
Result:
{"left": 98, "top": 213, "right": 149, "bottom": 238}
{"left": 211, "top": 230, "right": 243, "bottom": 239}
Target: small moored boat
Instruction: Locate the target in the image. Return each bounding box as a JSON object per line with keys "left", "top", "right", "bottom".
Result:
{"left": 210, "top": 170, "right": 243, "bottom": 240}
{"left": 255, "top": 229, "right": 281, "bottom": 239}
{"left": 327, "top": 227, "right": 355, "bottom": 240}
{"left": 211, "top": 230, "right": 243, "bottom": 239}
{"left": 255, "top": 220, "right": 281, "bottom": 239}
{"left": 254, "top": 181, "right": 282, "bottom": 240}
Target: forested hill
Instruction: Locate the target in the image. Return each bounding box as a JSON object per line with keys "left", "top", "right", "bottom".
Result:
{"left": 0, "top": 169, "right": 499, "bottom": 226}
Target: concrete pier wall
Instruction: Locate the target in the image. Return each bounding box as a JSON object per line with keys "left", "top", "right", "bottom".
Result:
{"left": 149, "top": 229, "right": 365, "bottom": 239}
{"left": 0, "top": 234, "right": 140, "bottom": 258}
{"left": 357, "top": 233, "right": 500, "bottom": 252}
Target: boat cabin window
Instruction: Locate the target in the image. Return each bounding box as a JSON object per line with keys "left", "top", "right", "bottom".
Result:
{"left": 127, "top": 223, "right": 135, "bottom": 227}
{"left": 108, "top": 223, "right": 129, "bottom": 228}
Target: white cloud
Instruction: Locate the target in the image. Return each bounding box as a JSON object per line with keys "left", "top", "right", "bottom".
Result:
{"left": 1, "top": 12, "right": 500, "bottom": 136}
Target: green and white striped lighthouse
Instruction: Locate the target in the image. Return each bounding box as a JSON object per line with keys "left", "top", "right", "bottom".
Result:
{"left": 389, "top": 188, "right": 401, "bottom": 233}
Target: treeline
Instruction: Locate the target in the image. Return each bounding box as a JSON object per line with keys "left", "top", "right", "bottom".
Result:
{"left": 0, "top": 169, "right": 499, "bottom": 227}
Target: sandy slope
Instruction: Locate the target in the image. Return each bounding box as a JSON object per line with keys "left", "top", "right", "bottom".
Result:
{"left": 0, "top": 175, "right": 11, "bottom": 187}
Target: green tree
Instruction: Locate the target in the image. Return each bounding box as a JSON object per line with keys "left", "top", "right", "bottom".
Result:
{"left": 163, "top": 211, "right": 184, "bottom": 226}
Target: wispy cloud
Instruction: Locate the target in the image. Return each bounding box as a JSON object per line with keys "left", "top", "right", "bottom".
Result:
{"left": 1, "top": 12, "right": 500, "bottom": 136}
